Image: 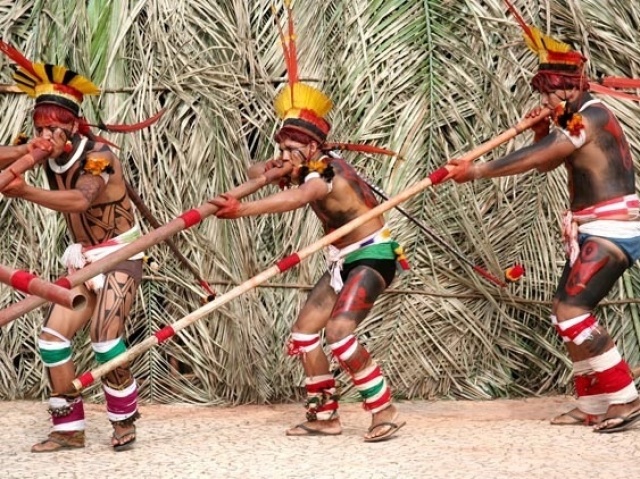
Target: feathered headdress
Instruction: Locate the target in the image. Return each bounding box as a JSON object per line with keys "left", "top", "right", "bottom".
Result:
{"left": 0, "top": 39, "right": 164, "bottom": 145}
{"left": 273, "top": 1, "right": 332, "bottom": 143}
{"left": 272, "top": 1, "right": 400, "bottom": 161}
{"left": 503, "top": 0, "right": 640, "bottom": 101}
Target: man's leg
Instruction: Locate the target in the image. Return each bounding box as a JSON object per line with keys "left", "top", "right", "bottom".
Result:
{"left": 553, "top": 237, "right": 640, "bottom": 431}
{"left": 90, "top": 261, "right": 142, "bottom": 450}
{"left": 31, "top": 286, "right": 95, "bottom": 453}
{"left": 325, "top": 263, "right": 404, "bottom": 442}
{"left": 285, "top": 273, "right": 342, "bottom": 435}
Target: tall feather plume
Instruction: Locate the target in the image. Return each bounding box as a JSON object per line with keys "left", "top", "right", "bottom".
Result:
{"left": 503, "top": 0, "right": 538, "bottom": 51}
{"left": 284, "top": 0, "right": 298, "bottom": 85}
{"left": 0, "top": 39, "right": 40, "bottom": 79}
{"left": 272, "top": 1, "right": 299, "bottom": 107}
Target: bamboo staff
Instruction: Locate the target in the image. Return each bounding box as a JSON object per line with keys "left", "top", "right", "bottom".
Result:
{"left": 0, "top": 264, "right": 86, "bottom": 310}
{"left": 0, "top": 148, "right": 50, "bottom": 190}
{"left": 71, "top": 110, "right": 550, "bottom": 392}
{"left": 124, "top": 180, "right": 217, "bottom": 302}
{"left": 361, "top": 175, "right": 507, "bottom": 287}
{"left": 0, "top": 169, "right": 288, "bottom": 327}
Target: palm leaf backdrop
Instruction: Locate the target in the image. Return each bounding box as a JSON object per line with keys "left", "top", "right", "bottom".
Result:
{"left": 1, "top": 0, "right": 640, "bottom": 404}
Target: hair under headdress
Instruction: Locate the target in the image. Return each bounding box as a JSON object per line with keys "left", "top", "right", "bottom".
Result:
{"left": 0, "top": 40, "right": 163, "bottom": 146}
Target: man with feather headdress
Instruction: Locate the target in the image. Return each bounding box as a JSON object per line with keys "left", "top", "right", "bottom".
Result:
{"left": 211, "top": 2, "right": 407, "bottom": 442}
{"left": 447, "top": 2, "right": 640, "bottom": 432}
{"left": 0, "top": 41, "right": 161, "bottom": 451}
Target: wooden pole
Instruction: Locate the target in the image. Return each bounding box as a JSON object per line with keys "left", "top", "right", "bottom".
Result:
{"left": 0, "top": 265, "right": 86, "bottom": 310}
{"left": 0, "top": 168, "right": 289, "bottom": 327}
{"left": 0, "top": 148, "right": 50, "bottom": 190}
{"left": 71, "top": 110, "right": 549, "bottom": 391}
{"left": 124, "top": 179, "right": 217, "bottom": 301}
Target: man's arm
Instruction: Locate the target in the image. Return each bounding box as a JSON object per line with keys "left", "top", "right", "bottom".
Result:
{"left": 477, "top": 130, "right": 575, "bottom": 178}
{"left": 212, "top": 178, "right": 330, "bottom": 218}
{"left": 448, "top": 130, "right": 576, "bottom": 182}
{"left": 1, "top": 174, "right": 106, "bottom": 213}
{"left": 0, "top": 144, "right": 30, "bottom": 169}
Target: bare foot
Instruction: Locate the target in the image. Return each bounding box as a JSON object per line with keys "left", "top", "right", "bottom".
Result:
{"left": 364, "top": 404, "right": 406, "bottom": 442}
{"left": 550, "top": 407, "right": 602, "bottom": 426}
{"left": 286, "top": 417, "right": 342, "bottom": 436}
{"left": 593, "top": 399, "right": 640, "bottom": 433}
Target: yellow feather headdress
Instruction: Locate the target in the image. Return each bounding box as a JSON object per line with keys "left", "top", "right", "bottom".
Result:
{"left": 0, "top": 40, "right": 165, "bottom": 144}
{"left": 273, "top": 1, "right": 332, "bottom": 143}
{"left": 0, "top": 40, "right": 99, "bottom": 115}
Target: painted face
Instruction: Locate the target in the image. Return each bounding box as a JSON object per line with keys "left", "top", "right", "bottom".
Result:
{"left": 539, "top": 88, "right": 577, "bottom": 110}
{"left": 33, "top": 118, "right": 74, "bottom": 142}
{"left": 278, "top": 139, "right": 315, "bottom": 180}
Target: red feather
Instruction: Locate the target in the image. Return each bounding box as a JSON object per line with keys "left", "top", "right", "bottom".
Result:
{"left": 599, "top": 76, "right": 640, "bottom": 90}
{"left": 323, "top": 142, "right": 398, "bottom": 157}
{"left": 503, "top": 0, "right": 536, "bottom": 46}
{"left": 0, "top": 39, "right": 39, "bottom": 78}
{"left": 589, "top": 83, "right": 640, "bottom": 102}
{"left": 95, "top": 108, "right": 165, "bottom": 133}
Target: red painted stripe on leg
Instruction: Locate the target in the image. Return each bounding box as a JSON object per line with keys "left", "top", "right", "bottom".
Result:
{"left": 575, "top": 360, "right": 634, "bottom": 396}
{"left": 306, "top": 379, "right": 336, "bottom": 393}
{"left": 353, "top": 365, "right": 383, "bottom": 387}
{"left": 330, "top": 336, "right": 357, "bottom": 359}
{"left": 556, "top": 315, "right": 597, "bottom": 341}
{"left": 364, "top": 387, "right": 392, "bottom": 412}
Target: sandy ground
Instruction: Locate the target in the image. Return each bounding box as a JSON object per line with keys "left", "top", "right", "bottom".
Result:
{"left": 1, "top": 396, "right": 639, "bottom": 479}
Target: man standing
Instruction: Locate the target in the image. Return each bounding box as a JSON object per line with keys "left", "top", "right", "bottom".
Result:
{"left": 210, "top": 3, "right": 406, "bottom": 442}
{"left": 447, "top": 17, "right": 640, "bottom": 432}
{"left": 0, "top": 41, "right": 156, "bottom": 451}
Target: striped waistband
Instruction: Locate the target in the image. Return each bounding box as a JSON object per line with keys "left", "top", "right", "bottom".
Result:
{"left": 573, "top": 194, "right": 640, "bottom": 223}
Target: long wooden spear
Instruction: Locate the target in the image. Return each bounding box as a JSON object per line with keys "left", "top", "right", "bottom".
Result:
{"left": 0, "top": 168, "right": 290, "bottom": 327}
{"left": 70, "top": 109, "right": 550, "bottom": 392}
{"left": 362, "top": 178, "right": 507, "bottom": 287}
{"left": 124, "top": 179, "right": 217, "bottom": 302}
{"left": 0, "top": 148, "right": 50, "bottom": 190}
{"left": 0, "top": 264, "right": 86, "bottom": 310}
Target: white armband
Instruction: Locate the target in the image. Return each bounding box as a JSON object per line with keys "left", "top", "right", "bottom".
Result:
{"left": 303, "top": 172, "right": 332, "bottom": 193}
{"left": 558, "top": 128, "right": 587, "bottom": 148}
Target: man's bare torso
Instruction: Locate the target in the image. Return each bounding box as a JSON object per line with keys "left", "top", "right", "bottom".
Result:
{"left": 46, "top": 143, "right": 135, "bottom": 246}
{"left": 566, "top": 102, "right": 635, "bottom": 211}
{"left": 309, "top": 157, "right": 385, "bottom": 249}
